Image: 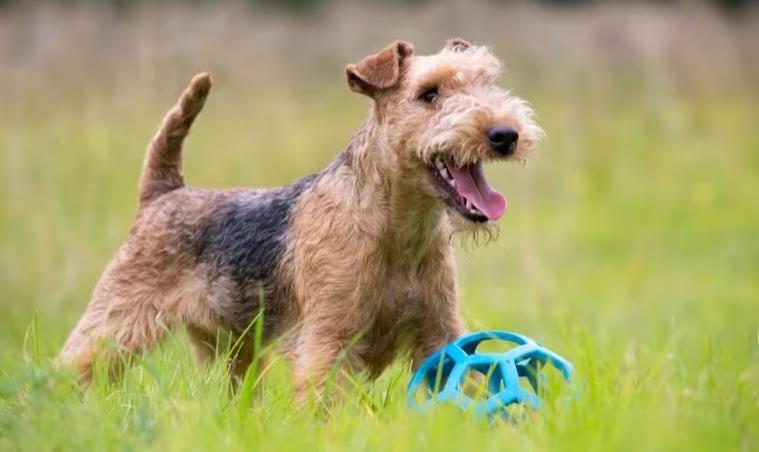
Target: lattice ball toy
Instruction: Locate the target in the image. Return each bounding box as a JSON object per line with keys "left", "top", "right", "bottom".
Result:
{"left": 407, "top": 330, "right": 572, "bottom": 419}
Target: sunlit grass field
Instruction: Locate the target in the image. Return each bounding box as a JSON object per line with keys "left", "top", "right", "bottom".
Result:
{"left": 1, "top": 3, "right": 758, "bottom": 451}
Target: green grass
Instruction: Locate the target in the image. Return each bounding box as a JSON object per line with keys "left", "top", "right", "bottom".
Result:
{"left": 1, "top": 20, "right": 758, "bottom": 451}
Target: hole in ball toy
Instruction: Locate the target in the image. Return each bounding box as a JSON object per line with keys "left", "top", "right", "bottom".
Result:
{"left": 423, "top": 353, "right": 456, "bottom": 392}
{"left": 460, "top": 364, "right": 497, "bottom": 401}
{"left": 519, "top": 375, "right": 536, "bottom": 394}
{"left": 474, "top": 339, "right": 521, "bottom": 354}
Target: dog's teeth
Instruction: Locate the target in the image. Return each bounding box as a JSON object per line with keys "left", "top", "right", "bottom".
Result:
{"left": 464, "top": 200, "right": 479, "bottom": 215}
{"left": 435, "top": 158, "right": 445, "bottom": 170}
{"left": 464, "top": 198, "right": 482, "bottom": 215}
{"left": 439, "top": 167, "right": 451, "bottom": 180}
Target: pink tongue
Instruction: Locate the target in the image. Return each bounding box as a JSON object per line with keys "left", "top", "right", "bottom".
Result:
{"left": 446, "top": 161, "right": 507, "bottom": 220}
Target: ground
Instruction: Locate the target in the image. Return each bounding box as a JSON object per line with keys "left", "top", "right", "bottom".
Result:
{"left": 0, "top": 4, "right": 758, "bottom": 451}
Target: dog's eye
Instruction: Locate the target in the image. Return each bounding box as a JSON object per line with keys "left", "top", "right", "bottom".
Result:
{"left": 418, "top": 86, "right": 439, "bottom": 104}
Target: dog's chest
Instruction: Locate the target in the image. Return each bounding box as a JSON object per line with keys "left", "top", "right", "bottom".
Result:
{"left": 373, "top": 269, "right": 428, "bottom": 328}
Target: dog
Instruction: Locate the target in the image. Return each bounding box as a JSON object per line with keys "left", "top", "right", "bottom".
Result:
{"left": 57, "top": 39, "right": 543, "bottom": 402}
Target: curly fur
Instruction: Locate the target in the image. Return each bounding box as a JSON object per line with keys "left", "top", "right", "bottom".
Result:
{"left": 56, "top": 40, "right": 542, "bottom": 403}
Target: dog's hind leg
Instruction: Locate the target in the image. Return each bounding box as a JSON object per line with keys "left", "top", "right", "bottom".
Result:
{"left": 187, "top": 325, "right": 218, "bottom": 367}
{"left": 56, "top": 257, "right": 178, "bottom": 382}
{"left": 57, "top": 297, "right": 170, "bottom": 382}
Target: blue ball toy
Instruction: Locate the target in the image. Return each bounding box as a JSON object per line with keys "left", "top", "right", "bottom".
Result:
{"left": 407, "top": 330, "right": 572, "bottom": 419}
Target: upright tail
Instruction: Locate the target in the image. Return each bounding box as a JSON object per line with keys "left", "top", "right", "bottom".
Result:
{"left": 138, "top": 73, "right": 212, "bottom": 206}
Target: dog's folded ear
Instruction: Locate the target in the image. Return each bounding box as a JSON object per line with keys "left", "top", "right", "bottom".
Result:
{"left": 445, "top": 38, "right": 472, "bottom": 52}
{"left": 346, "top": 41, "right": 414, "bottom": 98}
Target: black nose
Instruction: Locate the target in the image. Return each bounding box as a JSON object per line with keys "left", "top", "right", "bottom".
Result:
{"left": 487, "top": 126, "right": 519, "bottom": 155}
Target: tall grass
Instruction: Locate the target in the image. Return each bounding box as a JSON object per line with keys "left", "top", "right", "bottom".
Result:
{"left": 1, "top": 2, "right": 758, "bottom": 451}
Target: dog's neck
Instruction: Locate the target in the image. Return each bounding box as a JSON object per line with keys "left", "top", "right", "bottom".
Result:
{"left": 341, "top": 115, "right": 449, "bottom": 262}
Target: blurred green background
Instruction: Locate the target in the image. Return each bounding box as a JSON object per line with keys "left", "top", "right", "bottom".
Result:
{"left": 1, "top": 1, "right": 758, "bottom": 451}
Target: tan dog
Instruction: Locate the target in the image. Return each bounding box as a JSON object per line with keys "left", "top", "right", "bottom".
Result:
{"left": 57, "top": 39, "right": 543, "bottom": 401}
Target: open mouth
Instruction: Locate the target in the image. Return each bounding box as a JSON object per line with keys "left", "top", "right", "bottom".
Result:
{"left": 427, "top": 154, "right": 507, "bottom": 223}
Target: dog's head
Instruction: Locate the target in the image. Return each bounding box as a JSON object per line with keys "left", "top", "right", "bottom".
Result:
{"left": 346, "top": 39, "right": 544, "bottom": 225}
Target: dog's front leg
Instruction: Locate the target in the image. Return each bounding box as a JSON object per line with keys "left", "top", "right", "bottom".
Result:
{"left": 289, "top": 315, "right": 363, "bottom": 406}
{"left": 412, "top": 250, "right": 465, "bottom": 370}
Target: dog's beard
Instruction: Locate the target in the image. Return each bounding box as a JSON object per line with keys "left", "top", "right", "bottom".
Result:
{"left": 446, "top": 212, "right": 500, "bottom": 248}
